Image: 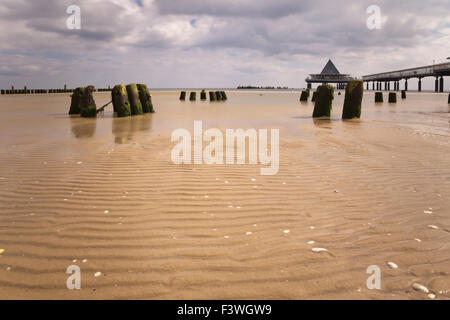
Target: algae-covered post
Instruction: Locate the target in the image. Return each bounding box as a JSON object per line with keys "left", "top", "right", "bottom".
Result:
{"left": 209, "top": 91, "right": 216, "bottom": 101}
{"left": 215, "top": 91, "right": 222, "bottom": 101}
{"left": 80, "top": 85, "right": 97, "bottom": 118}
{"left": 401, "top": 90, "right": 406, "bottom": 99}
{"left": 126, "top": 83, "right": 143, "bottom": 115}
{"left": 311, "top": 91, "right": 317, "bottom": 102}
{"left": 389, "top": 92, "right": 397, "bottom": 103}
{"left": 306, "top": 88, "right": 310, "bottom": 98}
{"left": 342, "top": 80, "right": 363, "bottom": 119}
{"left": 375, "top": 92, "right": 383, "bottom": 103}
{"left": 180, "top": 91, "right": 186, "bottom": 101}
{"left": 221, "top": 91, "right": 228, "bottom": 100}
{"left": 300, "top": 90, "right": 308, "bottom": 102}
{"left": 190, "top": 92, "right": 196, "bottom": 101}
{"left": 137, "top": 84, "right": 155, "bottom": 113}
{"left": 313, "top": 84, "right": 334, "bottom": 118}
{"left": 112, "top": 84, "right": 131, "bottom": 117}
{"left": 68, "top": 87, "right": 85, "bottom": 115}
{"left": 200, "top": 90, "right": 207, "bottom": 100}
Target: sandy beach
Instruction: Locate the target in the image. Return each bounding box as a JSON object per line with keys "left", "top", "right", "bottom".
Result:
{"left": 0, "top": 90, "right": 449, "bottom": 299}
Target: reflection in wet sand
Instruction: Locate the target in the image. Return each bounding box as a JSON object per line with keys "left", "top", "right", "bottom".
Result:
{"left": 112, "top": 114, "right": 153, "bottom": 144}
{"left": 70, "top": 116, "right": 97, "bottom": 139}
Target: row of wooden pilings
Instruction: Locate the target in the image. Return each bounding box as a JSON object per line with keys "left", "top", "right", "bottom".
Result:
{"left": 1, "top": 85, "right": 112, "bottom": 95}
{"left": 301, "top": 82, "right": 450, "bottom": 119}
{"left": 299, "top": 81, "right": 363, "bottom": 119}
{"left": 69, "top": 84, "right": 154, "bottom": 118}
{"left": 179, "top": 90, "right": 228, "bottom": 101}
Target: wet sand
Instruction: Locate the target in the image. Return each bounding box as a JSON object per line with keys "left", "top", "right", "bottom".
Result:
{"left": 0, "top": 90, "right": 449, "bottom": 299}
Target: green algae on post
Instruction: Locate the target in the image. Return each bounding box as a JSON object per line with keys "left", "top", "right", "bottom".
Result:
{"left": 342, "top": 80, "right": 363, "bottom": 119}
{"left": 137, "top": 84, "right": 155, "bottom": 113}
{"left": 215, "top": 91, "right": 223, "bottom": 101}
{"left": 80, "top": 85, "right": 97, "bottom": 118}
{"left": 201, "top": 90, "right": 207, "bottom": 100}
{"left": 375, "top": 92, "right": 383, "bottom": 103}
{"left": 300, "top": 90, "right": 308, "bottom": 101}
{"left": 190, "top": 92, "right": 196, "bottom": 101}
{"left": 311, "top": 91, "right": 317, "bottom": 102}
{"left": 180, "top": 91, "right": 186, "bottom": 100}
{"left": 389, "top": 92, "right": 397, "bottom": 103}
{"left": 69, "top": 87, "right": 85, "bottom": 115}
{"left": 209, "top": 91, "right": 216, "bottom": 101}
{"left": 313, "top": 84, "right": 334, "bottom": 118}
{"left": 111, "top": 84, "right": 131, "bottom": 117}
{"left": 126, "top": 83, "right": 143, "bottom": 115}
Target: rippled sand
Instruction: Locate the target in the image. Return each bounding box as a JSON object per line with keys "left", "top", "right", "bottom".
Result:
{"left": 0, "top": 90, "right": 449, "bottom": 299}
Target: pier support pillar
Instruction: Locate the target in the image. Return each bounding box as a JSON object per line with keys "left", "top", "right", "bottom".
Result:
{"left": 440, "top": 76, "right": 444, "bottom": 93}
{"left": 404, "top": 79, "right": 408, "bottom": 92}
{"left": 372, "top": 82, "right": 375, "bottom": 90}
{"left": 366, "top": 82, "right": 369, "bottom": 90}
{"left": 435, "top": 77, "right": 439, "bottom": 92}
{"left": 307, "top": 83, "right": 312, "bottom": 89}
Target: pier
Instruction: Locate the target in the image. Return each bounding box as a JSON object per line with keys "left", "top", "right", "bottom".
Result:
{"left": 362, "top": 62, "right": 450, "bottom": 92}
{"left": 306, "top": 60, "right": 355, "bottom": 90}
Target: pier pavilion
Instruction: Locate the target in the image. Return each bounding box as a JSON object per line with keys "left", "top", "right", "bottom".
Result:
{"left": 362, "top": 62, "right": 450, "bottom": 92}
{"left": 305, "top": 60, "right": 355, "bottom": 90}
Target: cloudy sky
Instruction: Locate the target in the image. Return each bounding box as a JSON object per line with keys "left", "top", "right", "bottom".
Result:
{"left": 0, "top": 0, "right": 449, "bottom": 90}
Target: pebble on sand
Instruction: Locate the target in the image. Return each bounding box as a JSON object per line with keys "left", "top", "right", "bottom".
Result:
{"left": 387, "top": 262, "right": 398, "bottom": 269}
{"left": 412, "top": 283, "right": 429, "bottom": 293}
{"left": 312, "top": 248, "right": 329, "bottom": 253}
{"left": 82, "top": 259, "right": 87, "bottom": 263}
{"left": 428, "top": 225, "right": 439, "bottom": 230}
{"left": 424, "top": 210, "right": 432, "bottom": 214}
{"left": 246, "top": 232, "right": 252, "bottom": 236}
{"left": 94, "top": 272, "right": 102, "bottom": 277}
{"left": 283, "top": 230, "right": 290, "bottom": 234}
{"left": 104, "top": 210, "right": 109, "bottom": 214}
{"left": 307, "top": 241, "right": 315, "bottom": 245}
{"left": 428, "top": 293, "right": 436, "bottom": 299}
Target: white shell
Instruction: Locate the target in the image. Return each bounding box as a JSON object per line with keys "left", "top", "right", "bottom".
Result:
{"left": 412, "top": 283, "right": 429, "bottom": 293}
{"left": 387, "top": 262, "right": 398, "bottom": 269}
{"left": 312, "top": 248, "right": 328, "bottom": 253}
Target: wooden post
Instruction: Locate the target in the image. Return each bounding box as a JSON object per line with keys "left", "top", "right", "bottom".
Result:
{"left": 221, "top": 91, "right": 227, "bottom": 100}
{"left": 215, "top": 91, "right": 222, "bottom": 101}
{"left": 300, "top": 90, "right": 308, "bottom": 101}
{"left": 388, "top": 92, "right": 397, "bottom": 103}
{"left": 189, "top": 92, "right": 196, "bottom": 101}
{"left": 200, "top": 90, "right": 207, "bottom": 100}
{"left": 180, "top": 91, "right": 186, "bottom": 100}
{"left": 401, "top": 90, "right": 406, "bottom": 99}
{"left": 209, "top": 91, "right": 216, "bottom": 101}
{"left": 375, "top": 92, "right": 383, "bottom": 103}
{"left": 80, "top": 86, "right": 97, "bottom": 118}
{"left": 137, "top": 84, "right": 155, "bottom": 113}
{"left": 69, "top": 87, "right": 85, "bottom": 115}
{"left": 112, "top": 84, "right": 131, "bottom": 117}
{"left": 313, "top": 84, "right": 334, "bottom": 118}
{"left": 126, "top": 83, "right": 143, "bottom": 115}
{"left": 342, "top": 80, "right": 364, "bottom": 119}
{"left": 311, "top": 91, "right": 317, "bottom": 102}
